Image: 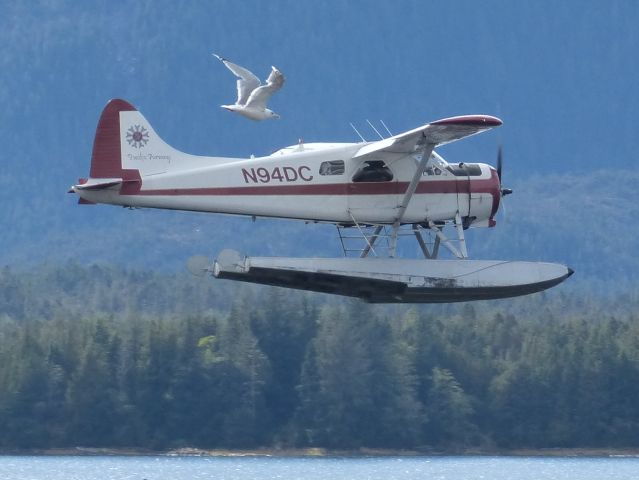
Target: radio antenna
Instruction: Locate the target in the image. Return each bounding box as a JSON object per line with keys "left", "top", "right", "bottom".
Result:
{"left": 380, "top": 120, "right": 393, "bottom": 137}
{"left": 350, "top": 122, "right": 366, "bottom": 142}
{"left": 366, "top": 119, "right": 385, "bottom": 140}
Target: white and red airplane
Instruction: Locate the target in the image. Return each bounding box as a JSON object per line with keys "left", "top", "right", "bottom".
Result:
{"left": 70, "top": 99, "right": 572, "bottom": 302}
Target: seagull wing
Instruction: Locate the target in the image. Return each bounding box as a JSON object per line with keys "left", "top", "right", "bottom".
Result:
{"left": 213, "top": 54, "right": 261, "bottom": 106}
{"left": 245, "top": 66, "right": 285, "bottom": 109}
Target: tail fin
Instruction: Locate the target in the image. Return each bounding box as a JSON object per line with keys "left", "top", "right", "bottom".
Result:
{"left": 77, "top": 98, "right": 239, "bottom": 201}
{"left": 88, "top": 99, "right": 182, "bottom": 193}
{"left": 89, "top": 99, "right": 136, "bottom": 179}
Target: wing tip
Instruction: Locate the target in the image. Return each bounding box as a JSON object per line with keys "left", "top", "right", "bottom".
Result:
{"left": 431, "top": 115, "right": 503, "bottom": 127}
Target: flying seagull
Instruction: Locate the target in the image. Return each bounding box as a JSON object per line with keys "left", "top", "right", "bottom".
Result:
{"left": 213, "top": 54, "right": 285, "bottom": 121}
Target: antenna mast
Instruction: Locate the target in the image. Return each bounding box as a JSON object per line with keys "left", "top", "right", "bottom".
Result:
{"left": 366, "top": 119, "right": 385, "bottom": 139}
{"left": 380, "top": 120, "right": 393, "bottom": 137}
{"left": 350, "top": 122, "right": 366, "bottom": 142}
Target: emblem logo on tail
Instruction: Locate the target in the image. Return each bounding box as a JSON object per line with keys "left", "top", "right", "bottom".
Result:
{"left": 126, "top": 125, "right": 149, "bottom": 148}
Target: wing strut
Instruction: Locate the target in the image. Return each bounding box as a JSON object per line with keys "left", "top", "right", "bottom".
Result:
{"left": 428, "top": 220, "right": 465, "bottom": 259}
{"left": 360, "top": 225, "right": 384, "bottom": 258}
{"left": 413, "top": 224, "right": 441, "bottom": 259}
{"left": 389, "top": 143, "right": 435, "bottom": 256}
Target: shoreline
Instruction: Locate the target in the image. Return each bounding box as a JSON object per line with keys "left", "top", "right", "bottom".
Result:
{"left": 1, "top": 447, "right": 639, "bottom": 458}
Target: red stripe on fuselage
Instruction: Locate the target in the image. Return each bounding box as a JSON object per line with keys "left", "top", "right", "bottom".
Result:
{"left": 137, "top": 175, "right": 499, "bottom": 197}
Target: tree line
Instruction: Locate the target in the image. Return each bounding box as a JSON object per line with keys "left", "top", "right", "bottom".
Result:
{"left": 1, "top": 265, "right": 639, "bottom": 450}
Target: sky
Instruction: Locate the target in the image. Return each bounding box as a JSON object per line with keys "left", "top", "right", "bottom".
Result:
{"left": 0, "top": 0, "right": 637, "bottom": 271}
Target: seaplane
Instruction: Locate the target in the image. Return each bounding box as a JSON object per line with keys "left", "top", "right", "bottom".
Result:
{"left": 69, "top": 99, "right": 573, "bottom": 303}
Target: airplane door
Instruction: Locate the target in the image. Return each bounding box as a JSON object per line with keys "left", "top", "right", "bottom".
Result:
{"left": 347, "top": 159, "right": 400, "bottom": 222}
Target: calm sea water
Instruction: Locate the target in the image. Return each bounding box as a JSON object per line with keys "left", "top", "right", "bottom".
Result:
{"left": 0, "top": 455, "right": 638, "bottom": 480}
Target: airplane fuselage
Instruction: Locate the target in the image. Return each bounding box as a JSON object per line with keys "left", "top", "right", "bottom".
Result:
{"left": 75, "top": 102, "right": 500, "bottom": 228}
{"left": 79, "top": 144, "right": 499, "bottom": 226}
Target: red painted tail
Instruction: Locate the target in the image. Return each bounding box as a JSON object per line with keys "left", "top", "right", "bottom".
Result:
{"left": 90, "top": 99, "right": 136, "bottom": 179}
{"left": 85, "top": 99, "right": 142, "bottom": 194}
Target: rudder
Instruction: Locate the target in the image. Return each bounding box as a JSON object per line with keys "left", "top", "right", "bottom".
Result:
{"left": 89, "top": 99, "right": 136, "bottom": 179}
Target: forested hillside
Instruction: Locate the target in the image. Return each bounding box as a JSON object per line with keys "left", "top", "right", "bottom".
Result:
{"left": 1, "top": 265, "right": 638, "bottom": 450}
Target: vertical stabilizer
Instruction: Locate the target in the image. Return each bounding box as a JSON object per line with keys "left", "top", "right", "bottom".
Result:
{"left": 75, "top": 98, "right": 241, "bottom": 202}
{"left": 90, "top": 98, "right": 183, "bottom": 179}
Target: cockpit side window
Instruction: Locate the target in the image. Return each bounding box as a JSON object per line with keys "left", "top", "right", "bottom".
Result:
{"left": 352, "top": 160, "right": 394, "bottom": 182}
{"left": 319, "top": 160, "right": 345, "bottom": 175}
{"left": 446, "top": 163, "right": 482, "bottom": 176}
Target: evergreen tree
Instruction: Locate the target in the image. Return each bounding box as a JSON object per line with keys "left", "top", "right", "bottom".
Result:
{"left": 424, "top": 367, "right": 476, "bottom": 447}
{"left": 216, "top": 300, "right": 270, "bottom": 446}
{"left": 250, "top": 289, "right": 317, "bottom": 441}
{"left": 65, "top": 316, "right": 121, "bottom": 446}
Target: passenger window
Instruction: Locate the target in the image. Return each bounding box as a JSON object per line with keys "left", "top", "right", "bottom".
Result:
{"left": 352, "top": 160, "right": 394, "bottom": 182}
{"left": 319, "top": 160, "right": 345, "bottom": 176}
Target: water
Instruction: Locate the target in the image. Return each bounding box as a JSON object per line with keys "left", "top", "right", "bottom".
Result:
{"left": 0, "top": 455, "right": 638, "bottom": 480}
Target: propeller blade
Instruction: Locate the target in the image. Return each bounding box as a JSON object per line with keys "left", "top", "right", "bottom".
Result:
{"left": 496, "top": 145, "right": 513, "bottom": 196}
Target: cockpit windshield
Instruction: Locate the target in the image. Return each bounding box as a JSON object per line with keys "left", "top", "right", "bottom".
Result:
{"left": 424, "top": 153, "right": 482, "bottom": 176}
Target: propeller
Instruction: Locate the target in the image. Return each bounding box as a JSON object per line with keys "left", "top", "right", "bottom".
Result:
{"left": 186, "top": 255, "right": 213, "bottom": 277}
{"left": 497, "top": 146, "right": 513, "bottom": 197}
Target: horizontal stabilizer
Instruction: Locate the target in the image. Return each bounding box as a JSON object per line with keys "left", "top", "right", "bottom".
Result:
{"left": 73, "top": 178, "right": 123, "bottom": 190}
{"left": 354, "top": 114, "right": 502, "bottom": 160}
{"left": 211, "top": 250, "right": 572, "bottom": 303}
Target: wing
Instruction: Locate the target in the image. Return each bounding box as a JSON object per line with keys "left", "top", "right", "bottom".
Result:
{"left": 354, "top": 115, "right": 502, "bottom": 160}
{"left": 245, "top": 66, "right": 285, "bottom": 109}
{"left": 213, "top": 54, "right": 260, "bottom": 105}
